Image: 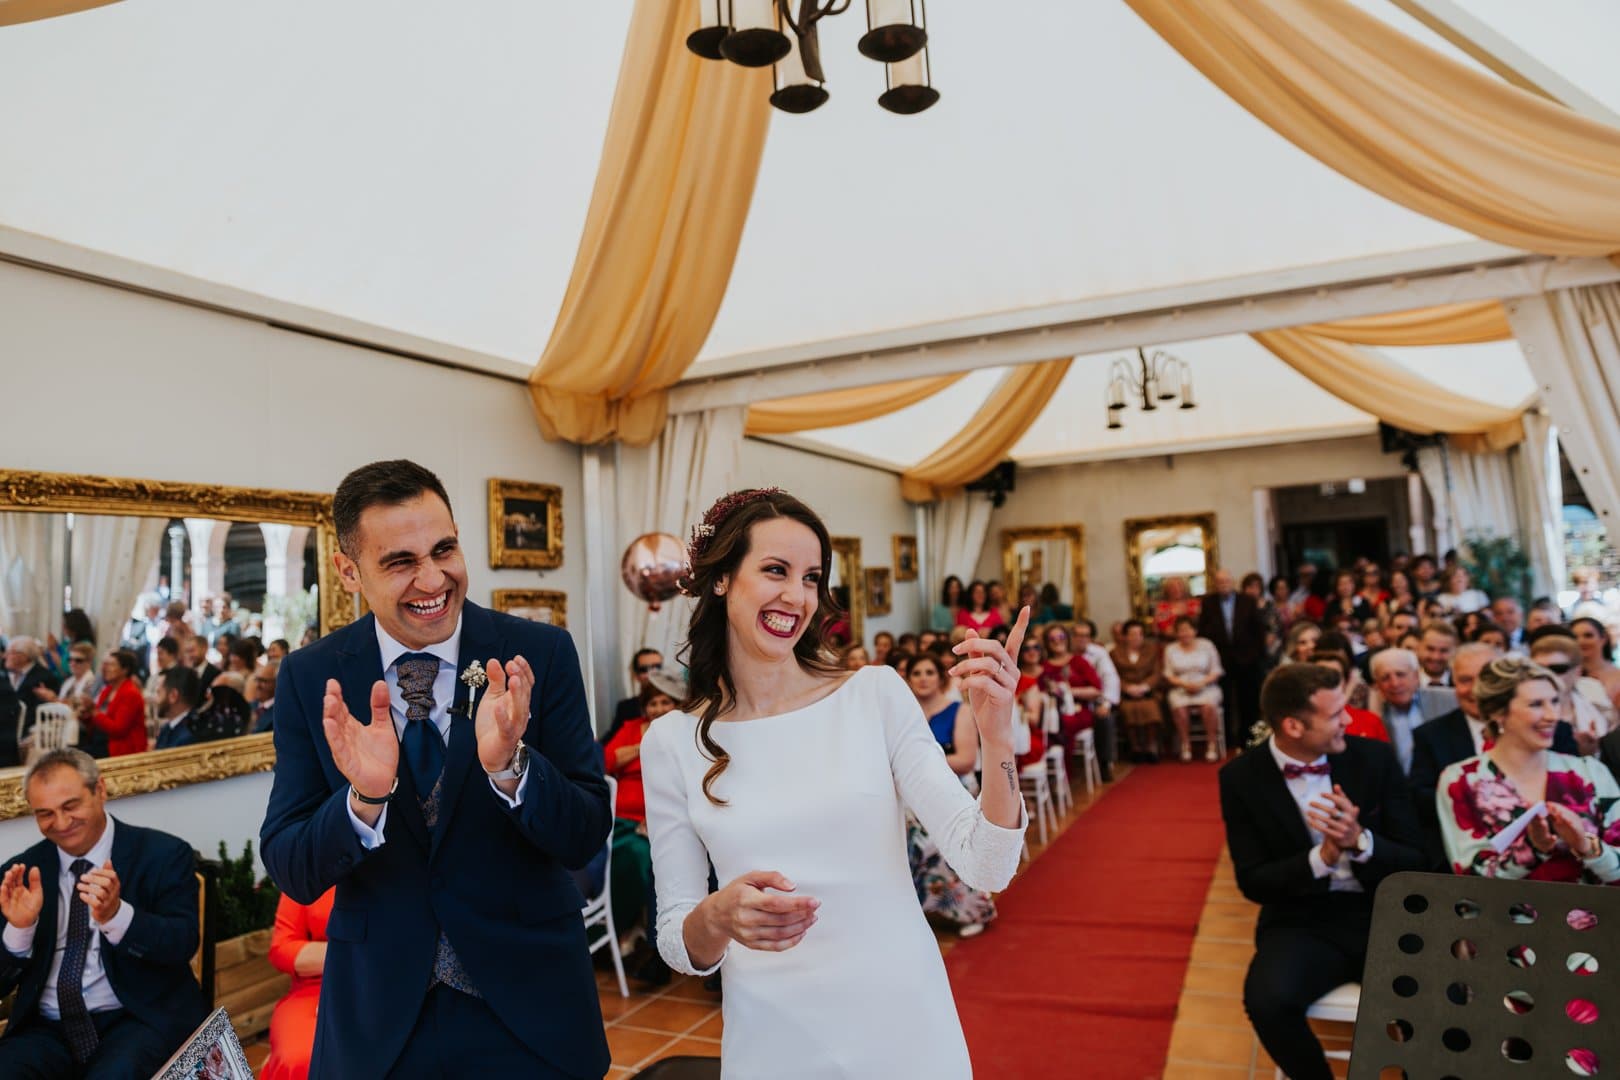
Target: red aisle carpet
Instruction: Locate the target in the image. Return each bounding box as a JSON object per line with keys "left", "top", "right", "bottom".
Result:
{"left": 946, "top": 762, "right": 1228, "bottom": 1079}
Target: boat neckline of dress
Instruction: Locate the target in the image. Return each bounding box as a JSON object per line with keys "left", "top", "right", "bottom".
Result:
{"left": 681, "top": 667, "right": 870, "bottom": 727}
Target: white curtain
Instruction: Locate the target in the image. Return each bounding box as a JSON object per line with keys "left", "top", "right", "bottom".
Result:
{"left": 1417, "top": 445, "right": 1519, "bottom": 549}
{"left": 614, "top": 407, "right": 747, "bottom": 695}
{"left": 69, "top": 514, "right": 167, "bottom": 651}
{"left": 1516, "top": 413, "right": 1566, "bottom": 599}
{"left": 1506, "top": 285, "right": 1620, "bottom": 528}
{"left": 924, "top": 492, "right": 994, "bottom": 619}
{"left": 0, "top": 512, "right": 65, "bottom": 639}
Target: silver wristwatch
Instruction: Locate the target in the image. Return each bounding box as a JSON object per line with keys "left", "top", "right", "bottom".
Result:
{"left": 486, "top": 739, "right": 529, "bottom": 782}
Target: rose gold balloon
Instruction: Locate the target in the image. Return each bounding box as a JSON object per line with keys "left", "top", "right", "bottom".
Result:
{"left": 621, "top": 533, "right": 686, "bottom": 611}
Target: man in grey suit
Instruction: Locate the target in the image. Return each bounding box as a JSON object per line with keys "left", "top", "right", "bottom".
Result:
{"left": 1369, "top": 648, "right": 1451, "bottom": 775}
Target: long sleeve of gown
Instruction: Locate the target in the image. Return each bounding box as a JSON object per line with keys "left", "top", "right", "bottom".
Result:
{"left": 642, "top": 721, "right": 726, "bottom": 977}
{"left": 876, "top": 669, "right": 1026, "bottom": 892}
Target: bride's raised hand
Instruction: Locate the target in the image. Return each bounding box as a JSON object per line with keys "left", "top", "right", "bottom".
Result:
{"left": 948, "top": 605, "right": 1031, "bottom": 749}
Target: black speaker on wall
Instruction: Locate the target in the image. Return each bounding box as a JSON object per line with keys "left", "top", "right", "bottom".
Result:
{"left": 965, "top": 461, "right": 1017, "bottom": 508}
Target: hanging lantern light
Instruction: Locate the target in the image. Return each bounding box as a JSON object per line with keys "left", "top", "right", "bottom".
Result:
{"left": 858, "top": 0, "right": 927, "bottom": 63}
{"left": 878, "top": 43, "right": 938, "bottom": 113}
{"left": 771, "top": 22, "right": 830, "bottom": 113}
{"left": 720, "top": 0, "right": 792, "bottom": 67}
{"left": 686, "top": 0, "right": 733, "bottom": 60}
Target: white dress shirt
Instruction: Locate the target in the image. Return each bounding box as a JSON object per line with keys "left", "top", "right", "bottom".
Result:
{"left": 1382, "top": 700, "right": 1426, "bottom": 775}
{"left": 1465, "top": 715, "right": 1488, "bottom": 755}
{"left": 1081, "top": 643, "right": 1121, "bottom": 707}
{"left": 1267, "top": 738, "right": 1374, "bottom": 892}
{"left": 2, "top": 818, "right": 136, "bottom": 1018}
{"left": 346, "top": 616, "right": 530, "bottom": 849}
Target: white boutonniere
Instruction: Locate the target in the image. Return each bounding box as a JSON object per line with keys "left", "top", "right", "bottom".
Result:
{"left": 458, "top": 660, "right": 488, "bottom": 718}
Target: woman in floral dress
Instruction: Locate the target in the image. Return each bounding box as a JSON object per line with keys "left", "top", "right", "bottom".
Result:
{"left": 1438, "top": 657, "right": 1620, "bottom": 884}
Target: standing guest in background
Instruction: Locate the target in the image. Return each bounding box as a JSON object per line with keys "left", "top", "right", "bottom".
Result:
{"left": 1041, "top": 624, "right": 1106, "bottom": 777}
{"left": 1111, "top": 620, "right": 1164, "bottom": 762}
{"left": 181, "top": 635, "right": 219, "bottom": 693}
{"left": 1572, "top": 617, "right": 1620, "bottom": 715}
{"left": 609, "top": 648, "right": 664, "bottom": 738}
{"left": 872, "top": 631, "right": 895, "bottom": 667}
{"left": 1417, "top": 622, "right": 1458, "bottom": 687}
{"left": 1164, "top": 616, "right": 1224, "bottom": 762}
{"left": 0, "top": 749, "right": 208, "bottom": 1077}
{"left": 932, "top": 576, "right": 964, "bottom": 633}
{"left": 1153, "top": 576, "right": 1200, "bottom": 639}
{"left": 153, "top": 666, "right": 203, "bottom": 751}
{"left": 956, "top": 580, "right": 1004, "bottom": 633}
{"left": 45, "top": 610, "right": 97, "bottom": 682}
{"left": 262, "top": 888, "right": 335, "bottom": 1080}
{"left": 260, "top": 458, "right": 611, "bottom": 1079}
{"left": 1197, "top": 569, "right": 1268, "bottom": 750}
{"left": 1490, "top": 597, "right": 1526, "bottom": 653}
{"left": 1438, "top": 657, "right": 1620, "bottom": 883}
{"left": 85, "top": 651, "right": 147, "bottom": 758}
{"left": 1222, "top": 665, "right": 1426, "bottom": 1080}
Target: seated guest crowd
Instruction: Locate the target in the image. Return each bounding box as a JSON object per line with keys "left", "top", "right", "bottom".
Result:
{"left": 0, "top": 592, "right": 305, "bottom": 767}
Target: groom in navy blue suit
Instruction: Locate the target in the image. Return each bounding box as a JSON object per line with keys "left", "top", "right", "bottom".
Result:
{"left": 260, "top": 460, "right": 611, "bottom": 1079}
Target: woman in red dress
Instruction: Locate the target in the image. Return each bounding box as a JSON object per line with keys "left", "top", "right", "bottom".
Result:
{"left": 955, "top": 581, "right": 1005, "bottom": 633}
{"left": 1014, "top": 639, "right": 1049, "bottom": 770}
{"left": 1039, "top": 624, "right": 1101, "bottom": 758}
{"left": 87, "top": 649, "right": 147, "bottom": 757}
{"left": 262, "top": 888, "right": 334, "bottom": 1080}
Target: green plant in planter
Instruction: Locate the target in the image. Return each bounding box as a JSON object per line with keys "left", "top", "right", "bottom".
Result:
{"left": 215, "top": 840, "right": 280, "bottom": 940}
{"left": 1461, "top": 532, "right": 1531, "bottom": 606}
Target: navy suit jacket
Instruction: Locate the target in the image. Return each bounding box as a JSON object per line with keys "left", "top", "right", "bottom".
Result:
{"left": 260, "top": 602, "right": 612, "bottom": 1080}
{"left": 153, "top": 714, "right": 198, "bottom": 751}
{"left": 0, "top": 819, "right": 206, "bottom": 1053}
{"left": 1219, "top": 735, "right": 1428, "bottom": 935}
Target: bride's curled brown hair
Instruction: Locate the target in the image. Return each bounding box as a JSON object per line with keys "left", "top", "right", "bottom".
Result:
{"left": 679, "top": 489, "right": 843, "bottom": 804}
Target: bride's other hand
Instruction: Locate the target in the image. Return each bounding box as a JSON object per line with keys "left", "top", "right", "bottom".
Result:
{"left": 704, "top": 870, "right": 820, "bottom": 954}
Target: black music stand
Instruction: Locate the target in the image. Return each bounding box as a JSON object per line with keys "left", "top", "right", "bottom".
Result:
{"left": 1350, "top": 871, "right": 1616, "bottom": 1078}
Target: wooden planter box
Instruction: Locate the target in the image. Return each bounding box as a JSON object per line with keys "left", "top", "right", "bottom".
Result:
{"left": 214, "top": 928, "right": 288, "bottom": 1041}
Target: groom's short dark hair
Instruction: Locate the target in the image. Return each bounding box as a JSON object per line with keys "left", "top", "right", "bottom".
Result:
{"left": 334, "top": 459, "right": 453, "bottom": 557}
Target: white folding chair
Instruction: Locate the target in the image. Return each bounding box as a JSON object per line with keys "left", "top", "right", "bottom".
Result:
{"left": 1018, "top": 764, "right": 1056, "bottom": 845}
{"left": 580, "top": 775, "right": 628, "bottom": 997}
{"left": 1073, "top": 727, "right": 1101, "bottom": 794}
{"left": 1044, "top": 745, "right": 1072, "bottom": 815}
{"left": 1189, "top": 704, "right": 1227, "bottom": 761}
{"left": 1274, "top": 983, "right": 1358, "bottom": 1079}
{"left": 27, "top": 703, "right": 79, "bottom": 763}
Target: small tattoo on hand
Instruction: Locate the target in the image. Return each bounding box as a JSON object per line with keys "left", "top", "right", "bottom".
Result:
{"left": 1001, "top": 761, "right": 1017, "bottom": 795}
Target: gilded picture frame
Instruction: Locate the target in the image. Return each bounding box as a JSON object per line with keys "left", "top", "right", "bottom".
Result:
{"left": 829, "top": 536, "right": 863, "bottom": 647}
{"left": 488, "top": 479, "right": 563, "bottom": 570}
{"left": 491, "top": 588, "right": 568, "bottom": 629}
{"left": 0, "top": 468, "right": 353, "bottom": 820}
{"left": 892, "top": 535, "right": 918, "bottom": 582}
{"left": 1000, "top": 525, "right": 1087, "bottom": 617}
{"left": 864, "top": 567, "right": 893, "bottom": 616}
{"left": 1124, "top": 512, "right": 1220, "bottom": 618}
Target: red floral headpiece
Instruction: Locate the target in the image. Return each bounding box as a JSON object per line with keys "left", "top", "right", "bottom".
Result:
{"left": 687, "top": 487, "right": 784, "bottom": 571}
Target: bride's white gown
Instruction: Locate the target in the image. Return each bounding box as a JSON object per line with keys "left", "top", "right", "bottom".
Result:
{"left": 642, "top": 665, "right": 1026, "bottom": 1079}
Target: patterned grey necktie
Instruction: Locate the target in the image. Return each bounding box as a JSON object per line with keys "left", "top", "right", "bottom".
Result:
{"left": 58, "top": 858, "right": 100, "bottom": 1063}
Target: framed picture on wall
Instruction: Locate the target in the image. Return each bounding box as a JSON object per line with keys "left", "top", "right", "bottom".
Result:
{"left": 892, "top": 535, "right": 918, "bottom": 582}
{"left": 865, "top": 567, "right": 893, "bottom": 616}
{"left": 154, "top": 1008, "right": 253, "bottom": 1079}
{"left": 492, "top": 589, "right": 568, "bottom": 628}
{"left": 488, "top": 479, "right": 563, "bottom": 569}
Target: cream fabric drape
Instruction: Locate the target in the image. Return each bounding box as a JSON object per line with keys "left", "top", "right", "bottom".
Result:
{"left": 1416, "top": 445, "right": 1519, "bottom": 545}
{"left": 1126, "top": 0, "right": 1620, "bottom": 255}
{"left": 745, "top": 374, "right": 966, "bottom": 436}
{"left": 1506, "top": 285, "right": 1620, "bottom": 527}
{"left": 1302, "top": 302, "right": 1512, "bottom": 346}
{"left": 1252, "top": 329, "right": 1524, "bottom": 444}
{"left": 0, "top": 0, "right": 119, "bottom": 26}
{"left": 1516, "top": 412, "right": 1567, "bottom": 599}
{"left": 527, "top": 1, "right": 771, "bottom": 447}
{"left": 614, "top": 407, "right": 747, "bottom": 688}
{"left": 0, "top": 512, "right": 64, "bottom": 640}
{"left": 900, "top": 359, "right": 1072, "bottom": 503}
{"left": 924, "top": 493, "right": 995, "bottom": 620}
{"left": 69, "top": 514, "right": 166, "bottom": 652}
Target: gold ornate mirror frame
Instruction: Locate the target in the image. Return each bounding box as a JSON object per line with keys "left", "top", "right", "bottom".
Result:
{"left": 0, "top": 469, "right": 355, "bottom": 819}
{"left": 1124, "top": 512, "right": 1219, "bottom": 618}
{"left": 830, "top": 537, "right": 863, "bottom": 647}
{"left": 1000, "top": 525, "right": 1087, "bottom": 617}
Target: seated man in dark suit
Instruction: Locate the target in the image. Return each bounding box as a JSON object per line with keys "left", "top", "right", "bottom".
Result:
{"left": 152, "top": 666, "right": 203, "bottom": 751}
{"left": 608, "top": 648, "right": 663, "bottom": 739}
{"left": 0, "top": 748, "right": 207, "bottom": 1078}
{"left": 1408, "top": 642, "right": 1579, "bottom": 865}
{"left": 1221, "top": 663, "right": 1427, "bottom": 1080}
{"left": 2, "top": 637, "right": 62, "bottom": 766}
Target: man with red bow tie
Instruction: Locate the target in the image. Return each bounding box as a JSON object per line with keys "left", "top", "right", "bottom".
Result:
{"left": 1219, "top": 664, "right": 1426, "bottom": 1080}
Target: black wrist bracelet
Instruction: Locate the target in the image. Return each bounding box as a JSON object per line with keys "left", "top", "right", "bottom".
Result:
{"left": 351, "top": 778, "right": 398, "bottom": 806}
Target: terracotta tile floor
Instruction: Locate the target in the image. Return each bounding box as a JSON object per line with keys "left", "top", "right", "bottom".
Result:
{"left": 1163, "top": 848, "right": 1355, "bottom": 1079}
{"left": 246, "top": 762, "right": 1125, "bottom": 1077}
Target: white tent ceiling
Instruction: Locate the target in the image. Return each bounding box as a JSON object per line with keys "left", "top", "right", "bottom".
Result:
{"left": 0, "top": 1, "right": 1613, "bottom": 467}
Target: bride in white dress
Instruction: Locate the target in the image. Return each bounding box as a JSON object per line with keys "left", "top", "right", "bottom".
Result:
{"left": 642, "top": 489, "right": 1029, "bottom": 1079}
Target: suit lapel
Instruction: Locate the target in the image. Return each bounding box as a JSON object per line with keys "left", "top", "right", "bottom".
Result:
{"left": 431, "top": 602, "right": 500, "bottom": 861}
{"left": 336, "top": 617, "right": 429, "bottom": 853}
